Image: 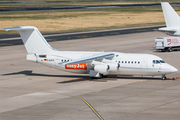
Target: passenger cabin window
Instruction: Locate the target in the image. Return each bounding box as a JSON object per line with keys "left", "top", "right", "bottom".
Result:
{"left": 131, "top": 61, "right": 133, "bottom": 64}
{"left": 122, "top": 61, "right": 124, "bottom": 63}
{"left": 128, "top": 61, "right": 130, "bottom": 64}
{"left": 125, "top": 61, "right": 127, "bottom": 63}
{"left": 138, "top": 61, "right": 140, "bottom": 64}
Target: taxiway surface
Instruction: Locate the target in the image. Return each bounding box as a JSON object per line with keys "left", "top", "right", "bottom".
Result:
{"left": 0, "top": 31, "right": 180, "bottom": 120}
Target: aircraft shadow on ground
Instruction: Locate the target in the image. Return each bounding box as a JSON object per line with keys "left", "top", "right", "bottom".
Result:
{"left": 1, "top": 70, "right": 164, "bottom": 84}
{"left": 1, "top": 70, "right": 89, "bottom": 78}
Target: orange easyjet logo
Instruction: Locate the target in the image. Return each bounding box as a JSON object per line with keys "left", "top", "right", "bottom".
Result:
{"left": 65, "top": 63, "right": 87, "bottom": 70}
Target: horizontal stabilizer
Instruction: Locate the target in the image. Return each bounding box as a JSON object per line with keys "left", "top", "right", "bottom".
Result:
{"left": 158, "top": 27, "right": 176, "bottom": 32}
{"left": 3, "top": 26, "right": 35, "bottom": 31}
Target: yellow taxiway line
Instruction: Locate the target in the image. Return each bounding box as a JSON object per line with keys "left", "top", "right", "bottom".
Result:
{"left": 0, "top": 86, "right": 104, "bottom": 120}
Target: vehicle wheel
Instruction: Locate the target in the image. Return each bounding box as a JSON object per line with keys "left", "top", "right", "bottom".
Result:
{"left": 168, "top": 47, "right": 172, "bottom": 52}
{"left": 165, "top": 48, "right": 168, "bottom": 52}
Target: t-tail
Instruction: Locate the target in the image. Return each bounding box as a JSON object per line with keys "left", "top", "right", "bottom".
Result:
{"left": 3, "top": 26, "right": 58, "bottom": 62}
{"left": 158, "top": 2, "right": 180, "bottom": 36}
{"left": 4, "top": 26, "right": 56, "bottom": 54}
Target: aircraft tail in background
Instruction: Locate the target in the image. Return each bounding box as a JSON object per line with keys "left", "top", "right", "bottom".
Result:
{"left": 158, "top": 2, "right": 180, "bottom": 36}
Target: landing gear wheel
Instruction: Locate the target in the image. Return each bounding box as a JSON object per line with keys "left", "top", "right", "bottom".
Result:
{"left": 101, "top": 74, "right": 108, "bottom": 78}
{"left": 98, "top": 74, "right": 102, "bottom": 79}
{"left": 90, "top": 73, "right": 102, "bottom": 79}
{"left": 162, "top": 75, "right": 167, "bottom": 80}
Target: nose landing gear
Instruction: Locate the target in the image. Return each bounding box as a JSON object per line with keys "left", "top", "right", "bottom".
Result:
{"left": 162, "top": 75, "right": 167, "bottom": 80}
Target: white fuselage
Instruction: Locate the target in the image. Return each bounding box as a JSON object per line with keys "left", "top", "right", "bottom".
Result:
{"left": 32, "top": 51, "right": 177, "bottom": 76}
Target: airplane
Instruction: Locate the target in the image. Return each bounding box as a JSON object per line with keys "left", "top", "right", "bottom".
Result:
{"left": 3, "top": 26, "right": 178, "bottom": 80}
{"left": 158, "top": 2, "right": 180, "bottom": 36}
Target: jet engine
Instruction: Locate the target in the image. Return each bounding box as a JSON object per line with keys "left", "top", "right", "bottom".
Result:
{"left": 91, "top": 60, "right": 120, "bottom": 74}
{"left": 108, "top": 63, "right": 120, "bottom": 71}
{"left": 102, "top": 59, "right": 120, "bottom": 71}
{"left": 94, "top": 64, "right": 110, "bottom": 74}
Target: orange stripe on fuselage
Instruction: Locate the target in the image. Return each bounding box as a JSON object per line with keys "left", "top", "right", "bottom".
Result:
{"left": 65, "top": 63, "right": 87, "bottom": 70}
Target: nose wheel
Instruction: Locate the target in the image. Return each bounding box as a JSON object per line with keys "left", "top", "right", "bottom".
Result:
{"left": 162, "top": 75, "right": 167, "bottom": 80}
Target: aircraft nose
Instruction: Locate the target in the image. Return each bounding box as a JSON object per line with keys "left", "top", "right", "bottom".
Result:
{"left": 171, "top": 67, "right": 178, "bottom": 73}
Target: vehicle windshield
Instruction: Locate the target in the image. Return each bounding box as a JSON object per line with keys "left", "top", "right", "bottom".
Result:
{"left": 153, "top": 60, "right": 165, "bottom": 64}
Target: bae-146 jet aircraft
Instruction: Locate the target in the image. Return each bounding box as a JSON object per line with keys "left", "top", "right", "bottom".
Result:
{"left": 159, "top": 2, "right": 180, "bottom": 36}
{"left": 4, "top": 26, "right": 178, "bottom": 79}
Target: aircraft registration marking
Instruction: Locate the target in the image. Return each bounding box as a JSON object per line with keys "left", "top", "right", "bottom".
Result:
{"left": 65, "top": 63, "right": 87, "bottom": 70}
{"left": 44, "top": 59, "right": 54, "bottom": 61}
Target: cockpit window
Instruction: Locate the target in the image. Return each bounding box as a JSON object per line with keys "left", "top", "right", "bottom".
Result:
{"left": 160, "top": 60, "right": 165, "bottom": 63}
{"left": 153, "top": 60, "right": 166, "bottom": 64}
{"left": 156, "top": 60, "right": 160, "bottom": 64}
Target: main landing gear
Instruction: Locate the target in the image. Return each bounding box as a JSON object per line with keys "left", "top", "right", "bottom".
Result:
{"left": 89, "top": 70, "right": 109, "bottom": 79}
{"left": 162, "top": 75, "right": 167, "bottom": 80}
{"left": 90, "top": 74, "right": 109, "bottom": 79}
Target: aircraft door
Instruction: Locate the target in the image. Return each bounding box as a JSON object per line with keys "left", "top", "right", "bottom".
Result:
{"left": 141, "top": 59, "right": 147, "bottom": 68}
{"left": 55, "top": 59, "right": 61, "bottom": 66}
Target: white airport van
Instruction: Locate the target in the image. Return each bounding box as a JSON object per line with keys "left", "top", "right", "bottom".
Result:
{"left": 155, "top": 37, "right": 180, "bottom": 52}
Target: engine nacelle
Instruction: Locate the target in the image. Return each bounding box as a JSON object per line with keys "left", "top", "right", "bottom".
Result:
{"left": 94, "top": 64, "right": 110, "bottom": 74}
{"left": 91, "top": 60, "right": 120, "bottom": 75}
{"left": 102, "top": 59, "right": 120, "bottom": 71}
{"left": 108, "top": 63, "right": 120, "bottom": 71}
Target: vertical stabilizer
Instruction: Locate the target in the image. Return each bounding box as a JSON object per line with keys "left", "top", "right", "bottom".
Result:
{"left": 161, "top": 2, "right": 180, "bottom": 27}
{"left": 3, "top": 26, "right": 56, "bottom": 54}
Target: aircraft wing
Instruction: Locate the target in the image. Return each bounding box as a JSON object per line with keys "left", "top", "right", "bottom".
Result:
{"left": 64, "top": 53, "right": 115, "bottom": 65}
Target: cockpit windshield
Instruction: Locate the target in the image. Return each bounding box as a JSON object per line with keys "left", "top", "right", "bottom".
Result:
{"left": 160, "top": 60, "right": 165, "bottom": 63}
{"left": 153, "top": 60, "right": 165, "bottom": 64}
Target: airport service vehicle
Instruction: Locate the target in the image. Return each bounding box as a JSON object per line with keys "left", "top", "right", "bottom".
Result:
{"left": 158, "top": 2, "right": 180, "bottom": 36}
{"left": 3, "top": 26, "right": 178, "bottom": 80}
{"left": 155, "top": 37, "right": 180, "bottom": 52}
